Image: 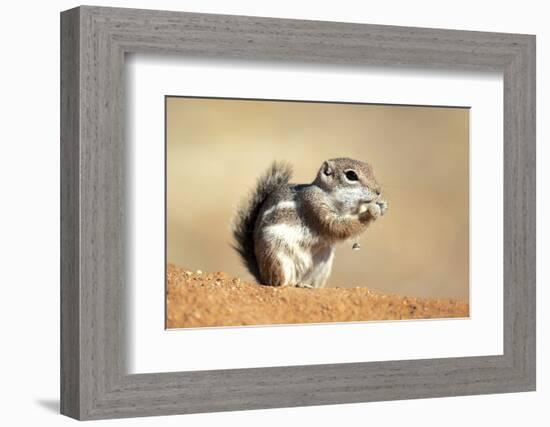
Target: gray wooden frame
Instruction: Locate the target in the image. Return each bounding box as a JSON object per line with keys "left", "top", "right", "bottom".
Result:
{"left": 60, "top": 5, "right": 536, "bottom": 420}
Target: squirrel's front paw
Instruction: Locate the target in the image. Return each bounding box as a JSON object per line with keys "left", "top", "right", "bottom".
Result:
{"left": 358, "top": 202, "right": 381, "bottom": 220}
{"left": 358, "top": 200, "right": 387, "bottom": 222}
{"left": 377, "top": 200, "right": 388, "bottom": 216}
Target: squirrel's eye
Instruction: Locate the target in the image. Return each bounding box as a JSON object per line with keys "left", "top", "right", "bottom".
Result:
{"left": 344, "top": 170, "right": 359, "bottom": 181}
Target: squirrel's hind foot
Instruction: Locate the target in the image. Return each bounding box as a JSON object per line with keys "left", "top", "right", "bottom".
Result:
{"left": 295, "top": 283, "right": 314, "bottom": 289}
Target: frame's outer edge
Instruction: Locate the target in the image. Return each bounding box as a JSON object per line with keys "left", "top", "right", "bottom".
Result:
{"left": 502, "top": 34, "right": 536, "bottom": 389}
{"left": 60, "top": 7, "right": 81, "bottom": 420}
{"left": 525, "top": 35, "right": 536, "bottom": 389}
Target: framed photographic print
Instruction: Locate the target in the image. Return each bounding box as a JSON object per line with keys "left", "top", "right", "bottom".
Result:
{"left": 60, "top": 5, "right": 536, "bottom": 420}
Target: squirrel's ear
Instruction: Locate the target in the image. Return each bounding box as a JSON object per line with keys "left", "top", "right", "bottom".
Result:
{"left": 322, "top": 161, "right": 333, "bottom": 176}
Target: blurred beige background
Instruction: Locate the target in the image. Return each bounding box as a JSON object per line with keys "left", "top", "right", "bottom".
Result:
{"left": 166, "top": 97, "right": 469, "bottom": 300}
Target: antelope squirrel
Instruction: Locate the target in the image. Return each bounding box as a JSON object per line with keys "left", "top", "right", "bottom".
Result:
{"left": 232, "top": 158, "right": 387, "bottom": 288}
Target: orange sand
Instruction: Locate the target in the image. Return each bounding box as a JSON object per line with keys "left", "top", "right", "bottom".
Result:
{"left": 166, "top": 264, "right": 469, "bottom": 328}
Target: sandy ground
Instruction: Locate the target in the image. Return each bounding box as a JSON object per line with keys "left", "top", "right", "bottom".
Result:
{"left": 166, "top": 264, "right": 469, "bottom": 328}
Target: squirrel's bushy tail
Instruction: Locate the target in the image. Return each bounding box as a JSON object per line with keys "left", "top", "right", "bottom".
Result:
{"left": 232, "top": 161, "right": 293, "bottom": 282}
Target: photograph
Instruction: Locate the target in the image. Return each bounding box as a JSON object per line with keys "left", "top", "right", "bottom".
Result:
{"left": 165, "top": 96, "right": 470, "bottom": 328}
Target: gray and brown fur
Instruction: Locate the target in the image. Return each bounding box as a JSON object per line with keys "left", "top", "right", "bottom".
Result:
{"left": 232, "top": 158, "right": 387, "bottom": 288}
